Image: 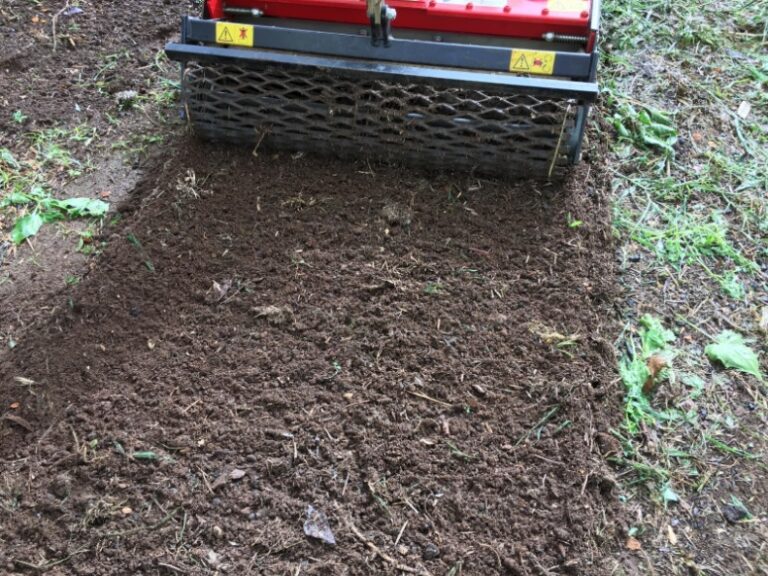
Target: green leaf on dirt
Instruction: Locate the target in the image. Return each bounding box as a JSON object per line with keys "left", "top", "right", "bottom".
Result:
{"left": 0, "top": 191, "right": 31, "bottom": 207}
{"left": 55, "top": 197, "right": 109, "bottom": 218}
{"left": 705, "top": 330, "right": 763, "bottom": 381}
{"left": 0, "top": 147, "right": 20, "bottom": 169}
{"left": 11, "top": 213, "right": 44, "bottom": 244}
{"left": 639, "top": 314, "right": 675, "bottom": 354}
{"left": 131, "top": 451, "right": 158, "bottom": 461}
{"left": 661, "top": 483, "right": 680, "bottom": 504}
{"left": 620, "top": 315, "right": 680, "bottom": 434}
{"left": 729, "top": 495, "right": 753, "bottom": 519}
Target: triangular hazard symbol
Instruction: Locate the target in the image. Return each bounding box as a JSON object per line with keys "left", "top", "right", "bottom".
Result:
{"left": 512, "top": 54, "right": 530, "bottom": 71}
{"left": 218, "top": 27, "right": 234, "bottom": 43}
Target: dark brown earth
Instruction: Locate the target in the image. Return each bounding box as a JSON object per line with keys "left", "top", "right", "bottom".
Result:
{"left": 1, "top": 143, "right": 622, "bottom": 575}
{"left": 0, "top": 0, "right": 193, "bottom": 138}
{"left": 1, "top": 1, "right": 625, "bottom": 575}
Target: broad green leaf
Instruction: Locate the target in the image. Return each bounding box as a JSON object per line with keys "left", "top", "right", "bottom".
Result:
{"left": 0, "top": 191, "right": 31, "bottom": 207}
{"left": 0, "top": 148, "right": 20, "bottom": 169}
{"left": 11, "top": 213, "right": 44, "bottom": 244}
{"left": 639, "top": 314, "right": 675, "bottom": 354}
{"left": 705, "top": 330, "right": 764, "bottom": 381}
{"left": 55, "top": 197, "right": 109, "bottom": 217}
{"left": 661, "top": 483, "right": 680, "bottom": 504}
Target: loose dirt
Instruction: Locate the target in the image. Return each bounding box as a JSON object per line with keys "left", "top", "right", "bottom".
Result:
{"left": 1, "top": 141, "right": 621, "bottom": 575}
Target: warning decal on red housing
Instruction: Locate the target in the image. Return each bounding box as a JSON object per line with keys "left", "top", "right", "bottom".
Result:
{"left": 509, "top": 50, "right": 556, "bottom": 75}
{"left": 215, "top": 22, "right": 254, "bottom": 47}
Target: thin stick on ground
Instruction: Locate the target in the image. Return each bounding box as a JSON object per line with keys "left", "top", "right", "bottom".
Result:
{"left": 51, "top": 1, "right": 71, "bottom": 53}
{"left": 346, "top": 520, "right": 433, "bottom": 576}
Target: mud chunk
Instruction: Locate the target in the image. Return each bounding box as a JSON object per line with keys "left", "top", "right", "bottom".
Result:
{"left": 252, "top": 305, "right": 292, "bottom": 325}
{"left": 381, "top": 202, "right": 412, "bottom": 227}
{"left": 722, "top": 505, "right": 748, "bottom": 524}
{"left": 49, "top": 473, "right": 72, "bottom": 499}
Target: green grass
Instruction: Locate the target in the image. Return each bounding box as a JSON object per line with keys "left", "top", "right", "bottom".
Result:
{"left": 0, "top": 126, "right": 107, "bottom": 244}
{"left": 604, "top": 2, "right": 767, "bottom": 562}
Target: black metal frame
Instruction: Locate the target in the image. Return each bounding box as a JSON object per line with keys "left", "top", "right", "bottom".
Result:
{"left": 166, "top": 42, "right": 598, "bottom": 102}
{"left": 180, "top": 16, "right": 596, "bottom": 79}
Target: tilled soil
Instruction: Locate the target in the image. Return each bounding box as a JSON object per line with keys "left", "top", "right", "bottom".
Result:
{"left": 0, "top": 0, "right": 193, "bottom": 138}
{"left": 1, "top": 142, "right": 620, "bottom": 575}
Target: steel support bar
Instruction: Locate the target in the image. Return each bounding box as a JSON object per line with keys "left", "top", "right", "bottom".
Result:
{"left": 182, "top": 17, "right": 594, "bottom": 79}
{"left": 165, "top": 42, "right": 598, "bottom": 102}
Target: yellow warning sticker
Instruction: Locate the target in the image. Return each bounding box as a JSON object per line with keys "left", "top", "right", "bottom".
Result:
{"left": 509, "top": 50, "right": 556, "bottom": 75}
{"left": 548, "top": 0, "right": 586, "bottom": 12}
{"left": 215, "top": 22, "right": 254, "bottom": 47}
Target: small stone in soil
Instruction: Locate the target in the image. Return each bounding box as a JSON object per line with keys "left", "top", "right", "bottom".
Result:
{"left": 422, "top": 543, "right": 440, "bottom": 560}
{"left": 722, "top": 505, "right": 748, "bottom": 524}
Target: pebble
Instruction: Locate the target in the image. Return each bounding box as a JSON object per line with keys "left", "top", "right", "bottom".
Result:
{"left": 422, "top": 543, "right": 440, "bottom": 560}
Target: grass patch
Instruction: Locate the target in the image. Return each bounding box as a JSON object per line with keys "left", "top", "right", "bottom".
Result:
{"left": 0, "top": 126, "right": 107, "bottom": 244}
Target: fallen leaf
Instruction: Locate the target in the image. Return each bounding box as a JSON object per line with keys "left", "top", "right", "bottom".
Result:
{"left": 642, "top": 354, "right": 668, "bottom": 395}
{"left": 303, "top": 505, "right": 336, "bottom": 545}
{"left": 626, "top": 537, "right": 641, "bottom": 551}
{"left": 9, "top": 402, "right": 19, "bottom": 409}
{"left": 667, "top": 525, "right": 678, "bottom": 545}
{"left": 705, "top": 331, "right": 764, "bottom": 381}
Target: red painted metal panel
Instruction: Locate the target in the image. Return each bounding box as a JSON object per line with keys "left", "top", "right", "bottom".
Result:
{"left": 207, "top": 0, "right": 592, "bottom": 41}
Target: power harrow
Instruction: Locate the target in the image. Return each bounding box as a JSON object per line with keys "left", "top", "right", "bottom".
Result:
{"left": 166, "top": 0, "right": 600, "bottom": 178}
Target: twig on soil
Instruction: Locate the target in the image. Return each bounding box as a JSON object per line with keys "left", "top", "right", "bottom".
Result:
{"left": 196, "top": 465, "right": 214, "bottom": 494}
{"left": 346, "top": 520, "right": 433, "bottom": 576}
{"left": 515, "top": 406, "right": 560, "bottom": 446}
{"left": 674, "top": 314, "right": 714, "bottom": 340}
{"left": 101, "top": 507, "right": 180, "bottom": 539}
{"left": 394, "top": 520, "right": 408, "bottom": 547}
{"left": 157, "top": 562, "right": 187, "bottom": 574}
{"left": 407, "top": 391, "right": 452, "bottom": 408}
{"left": 476, "top": 543, "right": 502, "bottom": 570}
{"left": 13, "top": 546, "right": 88, "bottom": 573}
{"left": 51, "top": 1, "right": 71, "bottom": 53}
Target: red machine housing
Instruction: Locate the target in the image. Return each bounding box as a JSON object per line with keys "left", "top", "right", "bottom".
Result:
{"left": 206, "top": 0, "right": 595, "bottom": 46}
